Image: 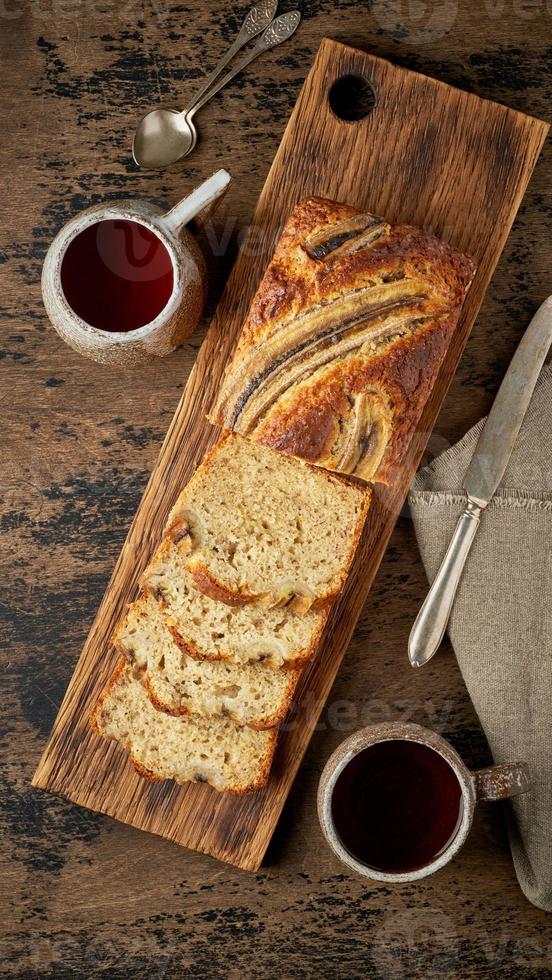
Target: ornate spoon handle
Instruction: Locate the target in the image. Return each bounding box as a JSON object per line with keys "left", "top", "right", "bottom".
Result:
{"left": 183, "top": 1, "right": 278, "bottom": 115}
{"left": 186, "top": 11, "right": 301, "bottom": 119}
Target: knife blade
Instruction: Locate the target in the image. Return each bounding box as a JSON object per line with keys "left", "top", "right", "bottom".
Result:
{"left": 409, "top": 296, "right": 552, "bottom": 668}
{"left": 465, "top": 296, "right": 552, "bottom": 506}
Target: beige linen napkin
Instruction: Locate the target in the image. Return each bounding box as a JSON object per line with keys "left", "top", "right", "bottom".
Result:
{"left": 408, "top": 364, "right": 552, "bottom": 911}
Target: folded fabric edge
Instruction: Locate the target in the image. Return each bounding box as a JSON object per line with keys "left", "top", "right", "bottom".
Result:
{"left": 408, "top": 489, "right": 552, "bottom": 510}
{"left": 507, "top": 810, "right": 552, "bottom": 913}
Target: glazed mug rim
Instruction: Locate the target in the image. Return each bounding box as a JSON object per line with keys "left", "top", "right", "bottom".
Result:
{"left": 46, "top": 202, "right": 185, "bottom": 342}
{"left": 41, "top": 169, "right": 230, "bottom": 361}
{"left": 318, "top": 722, "right": 492, "bottom": 883}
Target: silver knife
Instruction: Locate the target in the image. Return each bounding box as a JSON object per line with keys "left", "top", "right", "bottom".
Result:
{"left": 409, "top": 296, "right": 552, "bottom": 668}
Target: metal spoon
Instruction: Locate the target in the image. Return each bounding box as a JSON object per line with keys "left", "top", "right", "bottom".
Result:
{"left": 133, "top": 1, "right": 277, "bottom": 170}
{"left": 133, "top": 10, "right": 301, "bottom": 170}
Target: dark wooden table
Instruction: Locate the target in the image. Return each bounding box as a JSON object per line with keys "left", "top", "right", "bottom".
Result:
{"left": 1, "top": 2, "right": 551, "bottom": 976}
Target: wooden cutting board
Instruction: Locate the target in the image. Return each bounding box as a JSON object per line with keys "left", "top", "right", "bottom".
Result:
{"left": 33, "top": 39, "right": 548, "bottom": 871}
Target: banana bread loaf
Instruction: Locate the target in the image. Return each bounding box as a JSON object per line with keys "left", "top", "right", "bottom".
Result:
{"left": 166, "top": 433, "right": 370, "bottom": 612}
{"left": 141, "top": 537, "right": 327, "bottom": 668}
{"left": 115, "top": 594, "right": 302, "bottom": 728}
{"left": 91, "top": 659, "right": 276, "bottom": 793}
{"left": 211, "top": 197, "right": 475, "bottom": 483}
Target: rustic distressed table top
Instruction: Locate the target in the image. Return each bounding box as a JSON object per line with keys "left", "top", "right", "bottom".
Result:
{"left": 1, "top": 1, "right": 551, "bottom": 977}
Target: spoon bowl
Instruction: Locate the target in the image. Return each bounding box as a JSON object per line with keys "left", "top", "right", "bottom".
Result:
{"left": 132, "top": 10, "right": 300, "bottom": 170}
{"left": 133, "top": 108, "right": 196, "bottom": 170}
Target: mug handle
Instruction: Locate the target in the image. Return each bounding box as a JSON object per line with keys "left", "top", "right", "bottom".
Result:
{"left": 160, "top": 169, "right": 231, "bottom": 237}
{"left": 473, "top": 762, "right": 531, "bottom": 801}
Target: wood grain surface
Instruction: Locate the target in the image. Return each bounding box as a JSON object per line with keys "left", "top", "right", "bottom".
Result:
{"left": 31, "top": 37, "right": 548, "bottom": 870}
{"left": 2, "top": 1, "right": 552, "bottom": 976}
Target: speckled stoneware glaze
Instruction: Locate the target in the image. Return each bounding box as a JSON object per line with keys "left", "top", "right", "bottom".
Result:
{"left": 41, "top": 170, "right": 230, "bottom": 366}
{"left": 317, "top": 722, "right": 530, "bottom": 884}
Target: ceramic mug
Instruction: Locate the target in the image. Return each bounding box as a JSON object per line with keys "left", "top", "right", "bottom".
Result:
{"left": 41, "top": 169, "right": 230, "bottom": 366}
{"left": 318, "top": 722, "right": 530, "bottom": 883}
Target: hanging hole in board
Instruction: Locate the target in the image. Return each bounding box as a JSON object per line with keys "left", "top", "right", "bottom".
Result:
{"left": 328, "top": 74, "right": 377, "bottom": 122}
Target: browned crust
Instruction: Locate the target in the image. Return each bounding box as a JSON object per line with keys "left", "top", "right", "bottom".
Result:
{"left": 255, "top": 308, "right": 460, "bottom": 486}
{"left": 236, "top": 728, "right": 277, "bottom": 794}
{"left": 166, "top": 601, "right": 330, "bottom": 670}
{"left": 113, "top": 607, "right": 299, "bottom": 729}
{"left": 165, "top": 431, "right": 371, "bottom": 609}
{"left": 167, "top": 431, "right": 235, "bottom": 501}
{"left": 131, "top": 758, "right": 164, "bottom": 782}
{"left": 90, "top": 658, "right": 277, "bottom": 794}
{"left": 187, "top": 558, "right": 261, "bottom": 607}
{"left": 190, "top": 430, "right": 371, "bottom": 498}
{"left": 144, "top": 669, "right": 300, "bottom": 731}
{"left": 219, "top": 196, "right": 475, "bottom": 360}
{"left": 319, "top": 482, "right": 371, "bottom": 594}
{"left": 132, "top": 749, "right": 274, "bottom": 795}
{"left": 225, "top": 737, "right": 276, "bottom": 794}
{"left": 131, "top": 737, "right": 275, "bottom": 795}
{"left": 188, "top": 551, "right": 348, "bottom": 612}
{"left": 89, "top": 656, "right": 128, "bottom": 736}
{"left": 140, "top": 531, "right": 334, "bottom": 668}
{"left": 210, "top": 196, "right": 476, "bottom": 484}
{"left": 141, "top": 536, "right": 261, "bottom": 609}
{"left": 166, "top": 622, "right": 227, "bottom": 663}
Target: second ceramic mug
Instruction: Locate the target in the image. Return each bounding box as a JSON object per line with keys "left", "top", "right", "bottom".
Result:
{"left": 318, "top": 722, "right": 530, "bottom": 883}
{"left": 41, "top": 169, "right": 230, "bottom": 366}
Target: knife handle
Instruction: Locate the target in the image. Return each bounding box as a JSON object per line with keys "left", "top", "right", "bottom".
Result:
{"left": 408, "top": 498, "right": 483, "bottom": 668}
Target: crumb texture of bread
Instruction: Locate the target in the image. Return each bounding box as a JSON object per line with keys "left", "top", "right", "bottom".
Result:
{"left": 141, "top": 537, "right": 327, "bottom": 668}
{"left": 167, "top": 433, "right": 370, "bottom": 610}
{"left": 211, "top": 196, "right": 476, "bottom": 484}
{"left": 91, "top": 661, "right": 276, "bottom": 793}
{"left": 116, "top": 594, "right": 301, "bottom": 727}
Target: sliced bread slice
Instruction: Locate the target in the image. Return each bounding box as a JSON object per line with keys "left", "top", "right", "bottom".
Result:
{"left": 91, "top": 659, "right": 276, "bottom": 794}
{"left": 166, "top": 433, "right": 370, "bottom": 612}
{"left": 115, "top": 594, "right": 301, "bottom": 728}
{"left": 141, "top": 537, "right": 327, "bottom": 669}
